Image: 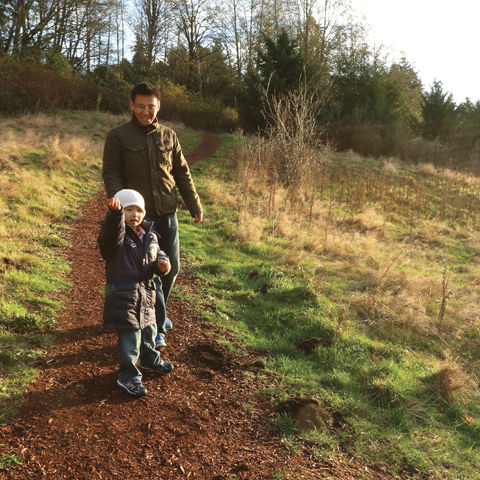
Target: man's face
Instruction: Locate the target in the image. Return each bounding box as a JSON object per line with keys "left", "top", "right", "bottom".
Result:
{"left": 124, "top": 205, "right": 145, "bottom": 229}
{"left": 130, "top": 93, "right": 160, "bottom": 126}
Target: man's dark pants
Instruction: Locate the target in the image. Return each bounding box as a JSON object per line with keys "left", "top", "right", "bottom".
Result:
{"left": 146, "top": 213, "right": 180, "bottom": 334}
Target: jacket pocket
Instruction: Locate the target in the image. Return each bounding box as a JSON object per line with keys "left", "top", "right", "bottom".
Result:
{"left": 124, "top": 143, "right": 145, "bottom": 168}
{"left": 104, "top": 286, "right": 139, "bottom": 322}
{"left": 156, "top": 143, "right": 173, "bottom": 167}
{"left": 125, "top": 143, "right": 143, "bottom": 152}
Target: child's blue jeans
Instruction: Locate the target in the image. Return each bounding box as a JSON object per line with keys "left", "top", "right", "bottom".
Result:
{"left": 117, "top": 324, "right": 160, "bottom": 383}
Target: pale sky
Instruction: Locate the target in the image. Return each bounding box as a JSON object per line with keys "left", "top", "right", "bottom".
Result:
{"left": 350, "top": 0, "right": 480, "bottom": 105}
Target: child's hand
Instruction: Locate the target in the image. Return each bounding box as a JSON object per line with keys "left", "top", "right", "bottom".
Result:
{"left": 158, "top": 259, "right": 171, "bottom": 274}
{"left": 108, "top": 197, "right": 121, "bottom": 211}
{"left": 157, "top": 252, "right": 171, "bottom": 274}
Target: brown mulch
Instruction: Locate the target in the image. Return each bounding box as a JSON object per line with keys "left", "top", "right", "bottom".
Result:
{"left": 0, "top": 135, "right": 399, "bottom": 480}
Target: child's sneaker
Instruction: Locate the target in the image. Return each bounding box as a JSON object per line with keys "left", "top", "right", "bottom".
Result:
{"left": 165, "top": 317, "right": 173, "bottom": 330}
{"left": 155, "top": 333, "right": 166, "bottom": 347}
{"left": 117, "top": 379, "right": 147, "bottom": 397}
{"left": 139, "top": 359, "right": 174, "bottom": 375}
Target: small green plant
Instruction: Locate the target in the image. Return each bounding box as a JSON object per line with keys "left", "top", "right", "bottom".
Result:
{"left": 271, "top": 413, "right": 298, "bottom": 436}
{"left": 0, "top": 453, "right": 22, "bottom": 470}
{"left": 272, "top": 473, "right": 291, "bottom": 479}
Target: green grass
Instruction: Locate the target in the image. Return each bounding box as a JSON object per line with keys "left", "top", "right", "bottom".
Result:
{"left": 175, "top": 135, "right": 480, "bottom": 479}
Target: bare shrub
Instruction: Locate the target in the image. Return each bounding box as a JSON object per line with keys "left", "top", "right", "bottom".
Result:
{"left": 259, "top": 84, "right": 330, "bottom": 213}
{"left": 232, "top": 85, "right": 331, "bottom": 240}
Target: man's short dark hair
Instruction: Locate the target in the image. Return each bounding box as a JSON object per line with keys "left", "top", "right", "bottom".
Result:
{"left": 131, "top": 82, "right": 161, "bottom": 102}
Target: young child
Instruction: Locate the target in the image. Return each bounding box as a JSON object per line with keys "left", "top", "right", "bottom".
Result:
{"left": 98, "top": 188, "right": 174, "bottom": 397}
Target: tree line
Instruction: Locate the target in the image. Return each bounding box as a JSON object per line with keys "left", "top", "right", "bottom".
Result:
{"left": 1, "top": 0, "right": 479, "bottom": 164}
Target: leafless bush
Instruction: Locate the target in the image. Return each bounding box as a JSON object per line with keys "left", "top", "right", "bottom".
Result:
{"left": 260, "top": 84, "right": 321, "bottom": 152}
{"left": 232, "top": 85, "right": 332, "bottom": 239}
{"left": 259, "top": 84, "right": 331, "bottom": 214}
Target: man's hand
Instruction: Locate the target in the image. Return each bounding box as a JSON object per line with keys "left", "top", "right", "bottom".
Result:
{"left": 108, "top": 197, "right": 121, "bottom": 211}
{"left": 193, "top": 211, "right": 203, "bottom": 224}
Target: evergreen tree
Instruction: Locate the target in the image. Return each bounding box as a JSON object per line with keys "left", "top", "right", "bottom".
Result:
{"left": 240, "top": 29, "right": 304, "bottom": 131}
{"left": 387, "top": 58, "right": 423, "bottom": 130}
{"left": 131, "top": 35, "right": 150, "bottom": 77}
{"left": 453, "top": 99, "right": 480, "bottom": 151}
{"left": 257, "top": 29, "right": 304, "bottom": 94}
{"left": 422, "top": 80, "right": 457, "bottom": 141}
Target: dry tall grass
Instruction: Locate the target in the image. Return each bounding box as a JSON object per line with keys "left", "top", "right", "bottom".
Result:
{"left": 430, "top": 355, "right": 477, "bottom": 401}
{"left": 0, "top": 111, "right": 126, "bottom": 235}
{"left": 215, "top": 87, "right": 480, "bottom": 353}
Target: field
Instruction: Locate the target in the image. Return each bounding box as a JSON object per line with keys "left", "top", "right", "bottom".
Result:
{"left": 183, "top": 131, "right": 480, "bottom": 478}
{"left": 1, "top": 110, "right": 480, "bottom": 478}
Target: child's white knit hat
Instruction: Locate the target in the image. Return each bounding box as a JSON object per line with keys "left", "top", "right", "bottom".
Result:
{"left": 114, "top": 189, "right": 145, "bottom": 214}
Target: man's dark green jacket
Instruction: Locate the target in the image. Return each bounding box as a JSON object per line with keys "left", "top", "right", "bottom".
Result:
{"left": 102, "top": 116, "right": 202, "bottom": 218}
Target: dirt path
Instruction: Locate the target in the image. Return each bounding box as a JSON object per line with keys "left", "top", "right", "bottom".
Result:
{"left": 1, "top": 135, "right": 394, "bottom": 480}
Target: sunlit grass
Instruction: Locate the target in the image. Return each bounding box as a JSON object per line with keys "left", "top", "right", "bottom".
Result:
{"left": 178, "top": 132, "right": 480, "bottom": 478}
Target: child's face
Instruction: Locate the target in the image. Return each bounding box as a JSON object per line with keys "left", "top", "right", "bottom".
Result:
{"left": 124, "top": 205, "right": 145, "bottom": 229}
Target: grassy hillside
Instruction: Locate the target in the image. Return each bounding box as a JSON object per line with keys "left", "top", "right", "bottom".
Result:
{"left": 0, "top": 112, "right": 200, "bottom": 419}
{"left": 180, "top": 135, "right": 480, "bottom": 479}
{"left": 2, "top": 111, "right": 480, "bottom": 478}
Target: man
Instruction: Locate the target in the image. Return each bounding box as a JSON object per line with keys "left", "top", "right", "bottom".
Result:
{"left": 102, "top": 82, "right": 203, "bottom": 347}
